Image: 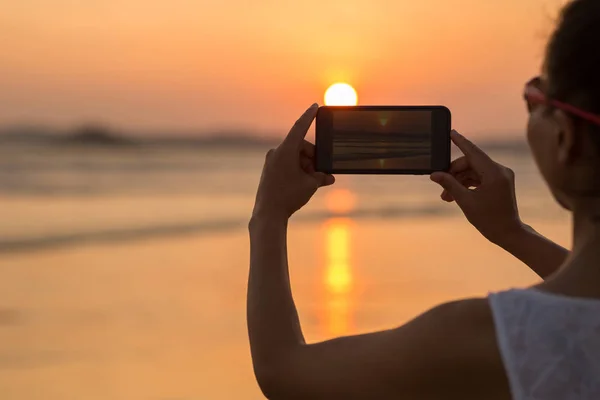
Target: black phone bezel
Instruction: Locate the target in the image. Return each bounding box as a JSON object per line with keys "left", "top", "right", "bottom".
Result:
{"left": 315, "top": 105, "right": 451, "bottom": 175}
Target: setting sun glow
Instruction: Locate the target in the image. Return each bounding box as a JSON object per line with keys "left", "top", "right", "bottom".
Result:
{"left": 325, "top": 189, "right": 357, "bottom": 215}
{"left": 324, "top": 83, "right": 358, "bottom": 106}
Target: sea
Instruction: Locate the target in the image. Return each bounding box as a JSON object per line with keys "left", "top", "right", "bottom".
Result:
{"left": 0, "top": 139, "right": 567, "bottom": 250}
{"left": 0, "top": 138, "right": 570, "bottom": 399}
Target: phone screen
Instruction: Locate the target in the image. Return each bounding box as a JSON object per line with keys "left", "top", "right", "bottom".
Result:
{"left": 316, "top": 106, "right": 450, "bottom": 174}
{"left": 332, "top": 109, "right": 432, "bottom": 170}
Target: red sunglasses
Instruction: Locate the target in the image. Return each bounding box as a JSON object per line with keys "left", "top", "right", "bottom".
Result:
{"left": 524, "top": 77, "right": 600, "bottom": 126}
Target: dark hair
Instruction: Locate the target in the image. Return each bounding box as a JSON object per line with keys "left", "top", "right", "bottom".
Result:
{"left": 546, "top": 0, "right": 600, "bottom": 145}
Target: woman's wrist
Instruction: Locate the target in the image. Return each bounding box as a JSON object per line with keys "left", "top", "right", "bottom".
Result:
{"left": 249, "top": 210, "right": 289, "bottom": 233}
{"left": 491, "top": 220, "right": 533, "bottom": 252}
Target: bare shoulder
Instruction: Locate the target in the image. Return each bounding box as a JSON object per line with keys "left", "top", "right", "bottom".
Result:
{"left": 425, "top": 297, "right": 496, "bottom": 333}
{"left": 254, "top": 297, "right": 510, "bottom": 399}
{"left": 395, "top": 297, "right": 510, "bottom": 398}
{"left": 419, "top": 297, "right": 503, "bottom": 362}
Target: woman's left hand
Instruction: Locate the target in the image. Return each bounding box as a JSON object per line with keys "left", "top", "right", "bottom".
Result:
{"left": 252, "top": 103, "right": 335, "bottom": 221}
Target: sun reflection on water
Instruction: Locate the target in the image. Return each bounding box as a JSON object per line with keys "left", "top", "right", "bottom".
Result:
{"left": 321, "top": 188, "right": 357, "bottom": 336}
{"left": 326, "top": 221, "right": 352, "bottom": 295}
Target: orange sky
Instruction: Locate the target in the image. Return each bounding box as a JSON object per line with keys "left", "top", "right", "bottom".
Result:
{"left": 0, "top": 0, "right": 566, "bottom": 137}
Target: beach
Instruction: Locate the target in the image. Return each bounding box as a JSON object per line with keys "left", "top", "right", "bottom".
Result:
{"left": 0, "top": 143, "right": 570, "bottom": 399}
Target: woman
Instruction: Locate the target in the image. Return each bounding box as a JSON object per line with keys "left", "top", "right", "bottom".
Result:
{"left": 247, "top": 0, "right": 600, "bottom": 398}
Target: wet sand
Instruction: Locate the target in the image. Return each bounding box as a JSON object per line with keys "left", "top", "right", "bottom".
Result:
{"left": 0, "top": 216, "right": 569, "bottom": 399}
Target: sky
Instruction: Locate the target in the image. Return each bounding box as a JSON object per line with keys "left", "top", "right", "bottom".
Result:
{"left": 0, "top": 0, "right": 567, "bottom": 137}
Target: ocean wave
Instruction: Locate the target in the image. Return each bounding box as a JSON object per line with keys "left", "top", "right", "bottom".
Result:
{"left": 0, "top": 205, "right": 453, "bottom": 254}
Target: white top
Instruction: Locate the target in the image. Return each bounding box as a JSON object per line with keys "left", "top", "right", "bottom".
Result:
{"left": 489, "top": 289, "right": 600, "bottom": 399}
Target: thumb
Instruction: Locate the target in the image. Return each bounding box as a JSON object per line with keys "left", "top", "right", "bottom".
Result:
{"left": 313, "top": 172, "right": 335, "bottom": 187}
{"left": 430, "top": 172, "right": 469, "bottom": 203}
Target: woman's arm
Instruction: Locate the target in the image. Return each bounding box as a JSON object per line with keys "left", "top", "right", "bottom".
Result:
{"left": 431, "top": 131, "right": 569, "bottom": 279}
{"left": 493, "top": 223, "right": 569, "bottom": 279}
{"left": 247, "top": 216, "right": 303, "bottom": 378}
{"left": 248, "top": 213, "right": 506, "bottom": 399}
{"left": 247, "top": 104, "right": 332, "bottom": 386}
{"left": 247, "top": 107, "right": 508, "bottom": 399}
{"left": 248, "top": 213, "right": 507, "bottom": 399}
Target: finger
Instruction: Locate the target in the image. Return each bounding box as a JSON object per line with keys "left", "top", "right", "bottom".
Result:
{"left": 300, "top": 152, "right": 317, "bottom": 174}
{"left": 300, "top": 156, "right": 314, "bottom": 173}
{"left": 457, "top": 177, "right": 479, "bottom": 189}
{"left": 442, "top": 171, "right": 480, "bottom": 202}
{"left": 441, "top": 189, "right": 455, "bottom": 202}
{"left": 301, "top": 141, "right": 317, "bottom": 173}
{"left": 265, "top": 148, "right": 275, "bottom": 161}
{"left": 455, "top": 170, "right": 481, "bottom": 187}
{"left": 301, "top": 140, "right": 315, "bottom": 158}
{"left": 450, "top": 130, "right": 494, "bottom": 172}
{"left": 283, "top": 103, "right": 319, "bottom": 148}
{"left": 449, "top": 156, "right": 470, "bottom": 174}
{"left": 313, "top": 172, "right": 335, "bottom": 187}
{"left": 430, "top": 172, "right": 470, "bottom": 203}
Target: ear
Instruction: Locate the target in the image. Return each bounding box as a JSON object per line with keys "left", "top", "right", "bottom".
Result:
{"left": 553, "top": 109, "right": 578, "bottom": 165}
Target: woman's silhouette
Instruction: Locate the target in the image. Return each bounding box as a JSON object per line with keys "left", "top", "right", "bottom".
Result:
{"left": 247, "top": 0, "right": 600, "bottom": 397}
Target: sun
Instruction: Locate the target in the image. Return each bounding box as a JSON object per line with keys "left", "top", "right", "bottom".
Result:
{"left": 324, "top": 83, "right": 358, "bottom": 106}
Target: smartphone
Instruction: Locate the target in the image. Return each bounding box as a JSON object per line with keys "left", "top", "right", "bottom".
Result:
{"left": 315, "top": 106, "right": 451, "bottom": 174}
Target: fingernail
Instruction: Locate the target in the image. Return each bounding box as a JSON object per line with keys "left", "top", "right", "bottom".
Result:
{"left": 451, "top": 129, "right": 461, "bottom": 136}
{"left": 310, "top": 103, "right": 318, "bottom": 109}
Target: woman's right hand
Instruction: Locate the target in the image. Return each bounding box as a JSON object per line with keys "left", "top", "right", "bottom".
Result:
{"left": 430, "top": 130, "right": 524, "bottom": 245}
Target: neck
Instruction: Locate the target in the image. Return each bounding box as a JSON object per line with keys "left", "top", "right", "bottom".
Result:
{"left": 548, "top": 201, "right": 600, "bottom": 296}
{"left": 572, "top": 200, "right": 600, "bottom": 256}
